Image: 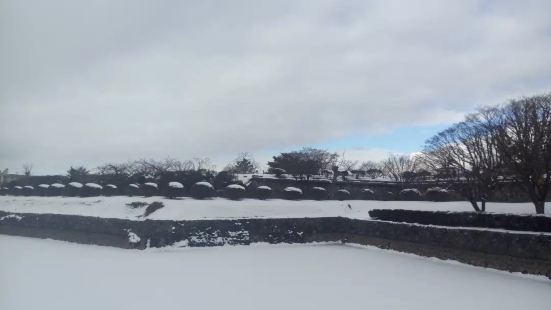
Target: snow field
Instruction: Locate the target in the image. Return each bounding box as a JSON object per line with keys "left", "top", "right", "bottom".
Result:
{"left": 0, "top": 235, "right": 549, "bottom": 310}
{"left": 0, "top": 196, "right": 548, "bottom": 221}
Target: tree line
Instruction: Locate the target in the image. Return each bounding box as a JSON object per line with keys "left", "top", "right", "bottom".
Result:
{"left": 422, "top": 94, "right": 551, "bottom": 214}
{"left": 3, "top": 94, "right": 549, "bottom": 213}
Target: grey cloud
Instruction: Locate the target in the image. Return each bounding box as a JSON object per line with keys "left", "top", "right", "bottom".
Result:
{"left": 1, "top": 0, "right": 550, "bottom": 173}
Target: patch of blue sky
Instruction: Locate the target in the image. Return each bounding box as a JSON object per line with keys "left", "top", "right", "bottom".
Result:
{"left": 317, "top": 123, "right": 451, "bottom": 153}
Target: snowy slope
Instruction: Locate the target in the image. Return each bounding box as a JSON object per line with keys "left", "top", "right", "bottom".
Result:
{"left": 0, "top": 196, "right": 548, "bottom": 221}
{"left": 0, "top": 235, "right": 549, "bottom": 310}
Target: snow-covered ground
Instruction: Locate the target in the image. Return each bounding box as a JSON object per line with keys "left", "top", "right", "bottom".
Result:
{"left": 0, "top": 196, "right": 548, "bottom": 221}
{"left": 0, "top": 235, "right": 549, "bottom": 310}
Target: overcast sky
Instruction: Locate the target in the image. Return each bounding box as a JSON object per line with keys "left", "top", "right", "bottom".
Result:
{"left": 1, "top": 0, "right": 550, "bottom": 174}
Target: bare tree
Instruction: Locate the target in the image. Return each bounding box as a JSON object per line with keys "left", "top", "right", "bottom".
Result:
{"left": 161, "top": 158, "right": 195, "bottom": 172}
{"left": 22, "top": 163, "right": 33, "bottom": 177}
{"left": 359, "top": 160, "right": 381, "bottom": 171}
{"left": 483, "top": 94, "right": 551, "bottom": 214}
{"left": 382, "top": 154, "right": 419, "bottom": 183}
{"left": 96, "top": 162, "right": 134, "bottom": 184}
{"left": 193, "top": 157, "right": 215, "bottom": 171}
{"left": 0, "top": 169, "right": 8, "bottom": 186}
{"left": 96, "top": 162, "right": 132, "bottom": 176}
{"left": 132, "top": 159, "right": 164, "bottom": 178}
{"left": 359, "top": 161, "right": 384, "bottom": 179}
{"left": 337, "top": 155, "right": 357, "bottom": 172}
{"left": 127, "top": 158, "right": 199, "bottom": 179}
{"left": 423, "top": 114, "right": 502, "bottom": 212}
{"left": 336, "top": 152, "right": 358, "bottom": 180}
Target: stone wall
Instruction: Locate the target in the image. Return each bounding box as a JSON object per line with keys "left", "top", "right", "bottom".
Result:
{"left": 369, "top": 209, "right": 551, "bottom": 233}
{"left": 1, "top": 210, "right": 550, "bottom": 277}
{"left": 0, "top": 211, "right": 344, "bottom": 249}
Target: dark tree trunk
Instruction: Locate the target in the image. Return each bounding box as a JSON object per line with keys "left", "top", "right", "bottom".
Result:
{"left": 329, "top": 166, "right": 339, "bottom": 199}
{"left": 534, "top": 200, "right": 545, "bottom": 214}
{"left": 469, "top": 200, "right": 482, "bottom": 212}
{"left": 528, "top": 186, "right": 546, "bottom": 214}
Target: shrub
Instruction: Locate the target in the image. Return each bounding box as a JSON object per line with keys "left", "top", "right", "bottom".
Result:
{"left": 37, "top": 184, "right": 50, "bottom": 196}
{"left": 13, "top": 186, "right": 23, "bottom": 196}
{"left": 65, "top": 182, "right": 83, "bottom": 196}
{"left": 256, "top": 186, "right": 272, "bottom": 200}
{"left": 143, "top": 201, "right": 165, "bottom": 217}
{"left": 382, "top": 191, "right": 396, "bottom": 201}
{"left": 225, "top": 184, "right": 246, "bottom": 200}
{"left": 335, "top": 189, "right": 351, "bottom": 201}
{"left": 127, "top": 184, "right": 140, "bottom": 196}
{"left": 191, "top": 182, "right": 215, "bottom": 199}
{"left": 360, "top": 188, "right": 375, "bottom": 200}
{"left": 103, "top": 184, "right": 118, "bottom": 196}
{"left": 143, "top": 182, "right": 159, "bottom": 197}
{"left": 283, "top": 186, "right": 302, "bottom": 200}
{"left": 310, "top": 187, "right": 327, "bottom": 200}
{"left": 82, "top": 183, "right": 102, "bottom": 197}
{"left": 398, "top": 188, "right": 422, "bottom": 201}
{"left": 22, "top": 185, "right": 34, "bottom": 196}
{"left": 424, "top": 187, "right": 450, "bottom": 202}
{"left": 158, "top": 170, "right": 215, "bottom": 193}
{"left": 49, "top": 183, "right": 65, "bottom": 196}
{"left": 212, "top": 171, "right": 234, "bottom": 190}
{"left": 166, "top": 181, "right": 185, "bottom": 199}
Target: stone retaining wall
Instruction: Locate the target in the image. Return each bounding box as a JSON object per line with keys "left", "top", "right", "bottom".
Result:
{"left": 1, "top": 210, "right": 550, "bottom": 277}
{"left": 369, "top": 209, "right": 551, "bottom": 232}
